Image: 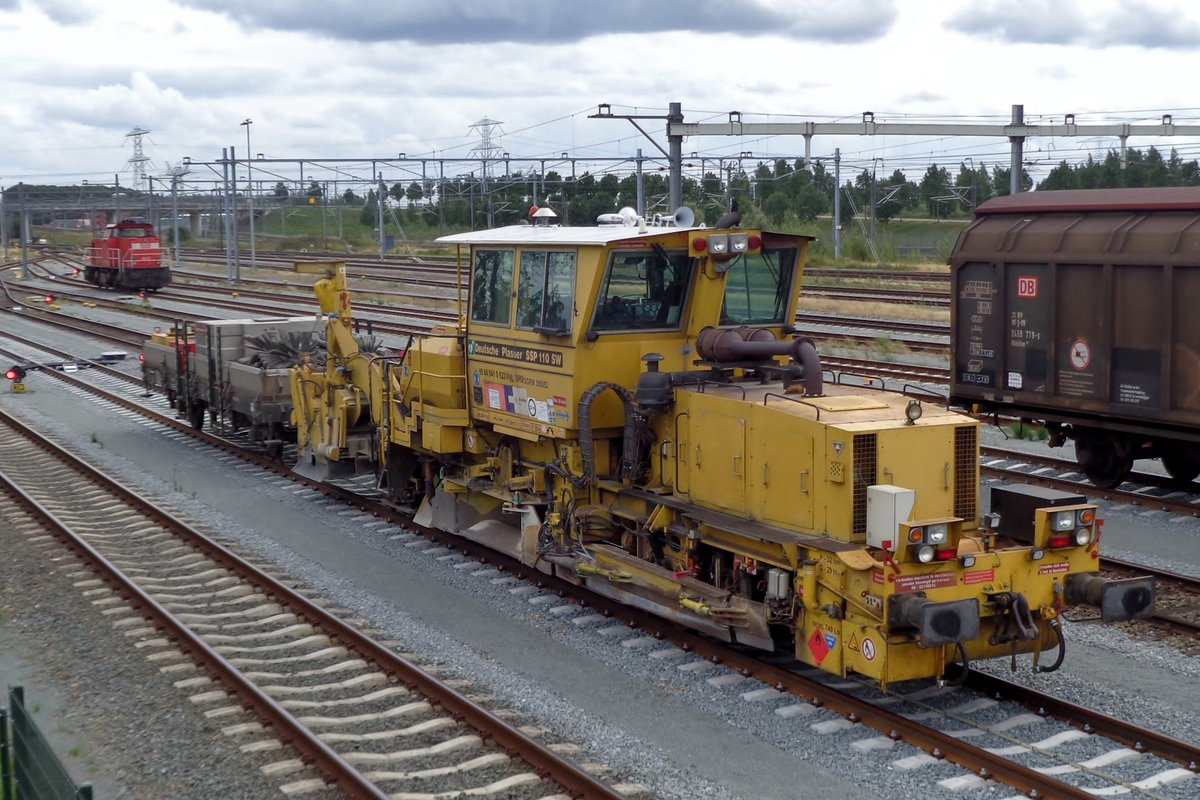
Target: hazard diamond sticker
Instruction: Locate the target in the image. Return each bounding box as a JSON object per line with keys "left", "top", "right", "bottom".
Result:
{"left": 808, "top": 627, "right": 832, "bottom": 664}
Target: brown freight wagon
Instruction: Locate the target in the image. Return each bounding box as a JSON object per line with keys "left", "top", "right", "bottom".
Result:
{"left": 949, "top": 187, "right": 1200, "bottom": 487}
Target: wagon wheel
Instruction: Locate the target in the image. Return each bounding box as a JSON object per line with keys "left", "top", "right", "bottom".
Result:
{"left": 1161, "top": 449, "right": 1200, "bottom": 482}
{"left": 1075, "top": 433, "right": 1132, "bottom": 488}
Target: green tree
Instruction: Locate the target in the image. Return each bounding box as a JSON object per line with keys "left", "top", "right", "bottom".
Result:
{"left": 793, "top": 183, "right": 828, "bottom": 223}
{"left": 763, "top": 191, "right": 790, "bottom": 224}
{"left": 990, "top": 165, "right": 1033, "bottom": 196}
{"left": 405, "top": 181, "right": 424, "bottom": 205}
{"left": 273, "top": 182, "right": 289, "bottom": 199}
{"left": 918, "top": 164, "right": 953, "bottom": 217}
{"left": 359, "top": 189, "right": 378, "bottom": 226}
{"left": 1038, "top": 161, "right": 1079, "bottom": 191}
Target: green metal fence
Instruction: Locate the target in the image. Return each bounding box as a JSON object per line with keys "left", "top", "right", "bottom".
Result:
{"left": 2, "top": 687, "right": 93, "bottom": 800}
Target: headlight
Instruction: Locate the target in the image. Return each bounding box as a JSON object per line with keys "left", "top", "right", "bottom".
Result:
{"left": 925, "top": 523, "right": 948, "bottom": 544}
{"left": 916, "top": 544, "right": 935, "bottom": 563}
{"left": 1052, "top": 510, "right": 1076, "bottom": 531}
{"left": 729, "top": 233, "right": 749, "bottom": 253}
{"left": 1074, "top": 527, "right": 1093, "bottom": 545}
{"left": 708, "top": 234, "right": 729, "bottom": 255}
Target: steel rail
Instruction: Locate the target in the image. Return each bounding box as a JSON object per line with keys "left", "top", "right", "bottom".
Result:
{"left": 0, "top": 411, "right": 391, "bottom": 800}
{"left": 961, "top": 670, "right": 1200, "bottom": 769}
{"left": 0, "top": 408, "right": 624, "bottom": 800}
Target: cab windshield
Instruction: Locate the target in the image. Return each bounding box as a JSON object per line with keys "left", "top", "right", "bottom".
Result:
{"left": 720, "top": 247, "right": 797, "bottom": 326}
{"left": 592, "top": 247, "right": 691, "bottom": 331}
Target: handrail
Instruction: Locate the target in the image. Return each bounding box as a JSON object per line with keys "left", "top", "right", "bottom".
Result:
{"left": 763, "top": 391, "right": 822, "bottom": 419}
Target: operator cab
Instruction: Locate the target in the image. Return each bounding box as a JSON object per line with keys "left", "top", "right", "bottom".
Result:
{"left": 438, "top": 208, "right": 813, "bottom": 436}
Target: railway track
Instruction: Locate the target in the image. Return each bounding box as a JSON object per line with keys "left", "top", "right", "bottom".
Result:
{"left": 5, "top": 332, "right": 1198, "bottom": 798}
{"left": 0, "top": 406, "right": 626, "bottom": 799}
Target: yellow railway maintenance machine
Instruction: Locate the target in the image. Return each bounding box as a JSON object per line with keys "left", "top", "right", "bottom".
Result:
{"left": 289, "top": 212, "right": 1152, "bottom": 690}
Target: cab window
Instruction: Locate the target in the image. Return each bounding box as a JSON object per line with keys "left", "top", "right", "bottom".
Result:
{"left": 592, "top": 248, "right": 690, "bottom": 331}
{"left": 470, "top": 249, "right": 515, "bottom": 325}
{"left": 721, "top": 248, "right": 797, "bottom": 326}
{"left": 516, "top": 250, "right": 575, "bottom": 333}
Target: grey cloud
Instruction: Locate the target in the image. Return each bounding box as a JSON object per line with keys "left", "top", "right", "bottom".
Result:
{"left": 947, "top": 0, "right": 1200, "bottom": 48}
{"left": 946, "top": 1, "right": 1089, "bottom": 45}
{"left": 1098, "top": 2, "right": 1200, "bottom": 48}
{"left": 21, "top": 0, "right": 98, "bottom": 25}
{"left": 174, "top": 0, "right": 897, "bottom": 44}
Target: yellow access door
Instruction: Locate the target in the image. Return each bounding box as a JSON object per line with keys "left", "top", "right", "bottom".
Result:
{"left": 752, "top": 424, "right": 814, "bottom": 529}
{"left": 876, "top": 426, "right": 956, "bottom": 519}
{"left": 689, "top": 411, "right": 747, "bottom": 514}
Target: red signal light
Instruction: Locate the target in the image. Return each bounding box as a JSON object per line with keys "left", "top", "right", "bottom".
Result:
{"left": 5, "top": 366, "right": 26, "bottom": 381}
{"left": 138, "top": 291, "right": 146, "bottom": 299}
{"left": 44, "top": 294, "right": 55, "bottom": 303}
{"left": 72, "top": 268, "right": 80, "bottom": 276}
{"left": 138, "top": 353, "right": 145, "bottom": 362}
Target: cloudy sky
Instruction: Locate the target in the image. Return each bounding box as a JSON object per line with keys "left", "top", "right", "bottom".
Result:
{"left": 2, "top": 0, "right": 1199, "bottom": 192}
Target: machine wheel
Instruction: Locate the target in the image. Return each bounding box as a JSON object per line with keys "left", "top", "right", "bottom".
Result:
{"left": 189, "top": 403, "right": 206, "bottom": 431}
{"left": 1075, "top": 433, "right": 1132, "bottom": 488}
{"left": 1161, "top": 449, "right": 1200, "bottom": 482}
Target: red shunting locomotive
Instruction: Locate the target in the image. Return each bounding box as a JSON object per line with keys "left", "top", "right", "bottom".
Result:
{"left": 85, "top": 218, "right": 169, "bottom": 290}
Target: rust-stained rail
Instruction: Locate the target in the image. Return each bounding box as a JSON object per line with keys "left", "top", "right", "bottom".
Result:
{"left": 0, "top": 408, "right": 623, "bottom": 800}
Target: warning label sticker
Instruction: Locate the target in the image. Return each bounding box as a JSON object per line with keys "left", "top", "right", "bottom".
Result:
{"left": 893, "top": 571, "right": 956, "bottom": 593}
{"left": 963, "top": 569, "right": 995, "bottom": 585}
{"left": 1069, "top": 338, "right": 1091, "bottom": 371}
{"left": 1039, "top": 561, "right": 1072, "bottom": 575}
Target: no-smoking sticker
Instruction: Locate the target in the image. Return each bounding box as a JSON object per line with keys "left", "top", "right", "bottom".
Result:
{"left": 861, "top": 637, "right": 876, "bottom": 661}
{"left": 1070, "top": 338, "right": 1091, "bottom": 371}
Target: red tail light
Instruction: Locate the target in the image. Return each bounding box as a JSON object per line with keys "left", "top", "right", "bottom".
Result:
{"left": 935, "top": 548, "right": 957, "bottom": 561}
{"left": 1048, "top": 534, "right": 1072, "bottom": 548}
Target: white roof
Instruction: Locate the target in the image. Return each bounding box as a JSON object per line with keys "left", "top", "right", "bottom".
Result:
{"left": 437, "top": 223, "right": 705, "bottom": 247}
